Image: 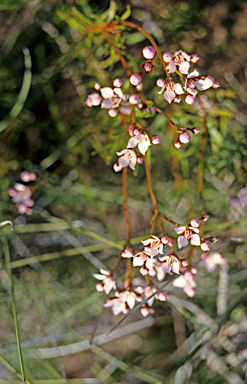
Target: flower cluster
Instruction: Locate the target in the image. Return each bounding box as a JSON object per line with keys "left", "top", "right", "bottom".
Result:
{"left": 8, "top": 171, "right": 36, "bottom": 215}
{"left": 157, "top": 50, "right": 219, "bottom": 105}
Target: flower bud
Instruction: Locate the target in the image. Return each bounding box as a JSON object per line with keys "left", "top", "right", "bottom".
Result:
{"left": 190, "top": 218, "right": 200, "bottom": 227}
{"left": 185, "top": 94, "right": 195, "bottom": 105}
{"left": 122, "top": 248, "right": 134, "bottom": 258}
{"left": 161, "top": 236, "right": 169, "bottom": 244}
{"left": 157, "top": 292, "right": 168, "bottom": 301}
{"left": 133, "top": 128, "right": 140, "bottom": 135}
{"left": 191, "top": 267, "right": 197, "bottom": 274}
{"left": 179, "top": 132, "right": 191, "bottom": 144}
{"left": 209, "top": 236, "right": 218, "bottom": 243}
{"left": 163, "top": 52, "right": 173, "bottom": 62}
{"left": 190, "top": 54, "right": 199, "bottom": 63}
{"left": 94, "top": 82, "right": 101, "bottom": 90}
{"left": 174, "top": 141, "right": 182, "bottom": 149}
{"left": 168, "top": 237, "right": 175, "bottom": 247}
{"left": 130, "top": 74, "right": 142, "bottom": 86}
{"left": 108, "top": 108, "right": 118, "bottom": 117}
{"left": 113, "top": 163, "right": 122, "bottom": 173}
{"left": 142, "top": 46, "right": 156, "bottom": 60}
{"left": 128, "top": 125, "right": 135, "bottom": 136}
{"left": 129, "top": 94, "right": 139, "bottom": 104}
{"left": 201, "top": 214, "right": 209, "bottom": 221}
{"left": 152, "top": 136, "right": 160, "bottom": 144}
{"left": 113, "top": 78, "right": 122, "bottom": 87}
{"left": 137, "top": 156, "right": 143, "bottom": 164}
{"left": 201, "top": 241, "right": 210, "bottom": 251}
{"left": 192, "top": 127, "right": 200, "bottom": 135}
{"left": 156, "top": 78, "right": 165, "bottom": 88}
{"left": 136, "top": 83, "right": 143, "bottom": 91}
{"left": 182, "top": 259, "right": 188, "bottom": 267}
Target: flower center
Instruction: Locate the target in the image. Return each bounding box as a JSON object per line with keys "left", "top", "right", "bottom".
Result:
{"left": 124, "top": 150, "right": 133, "bottom": 160}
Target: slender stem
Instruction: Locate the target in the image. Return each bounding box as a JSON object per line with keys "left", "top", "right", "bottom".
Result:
{"left": 159, "top": 212, "right": 180, "bottom": 226}
{"left": 3, "top": 236, "right": 26, "bottom": 384}
{"left": 168, "top": 112, "right": 182, "bottom": 187}
{"left": 143, "top": 154, "right": 159, "bottom": 214}
{"left": 111, "top": 250, "right": 123, "bottom": 275}
{"left": 139, "top": 93, "right": 177, "bottom": 127}
{"left": 122, "top": 167, "right": 131, "bottom": 243}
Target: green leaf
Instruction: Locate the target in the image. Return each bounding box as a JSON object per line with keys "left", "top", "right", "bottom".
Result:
{"left": 126, "top": 32, "right": 147, "bottom": 45}
{"left": 121, "top": 5, "right": 131, "bottom": 20}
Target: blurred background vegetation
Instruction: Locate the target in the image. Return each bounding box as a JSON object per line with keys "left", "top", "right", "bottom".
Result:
{"left": 0, "top": 0, "right": 247, "bottom": 383}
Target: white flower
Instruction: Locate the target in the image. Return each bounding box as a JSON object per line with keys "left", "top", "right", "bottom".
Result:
{"left": 116, "top": 149, "right": 137, "bottom": 171}
{"left": 157, "top": 79, "right": 184, "bottom": 104}
{"left": 174, "top": 223, "right": 201, "bottom": 249}
{"left": 159, "top": 254, "right": 180, "bottom": 275}
{"left": 127, "top": 134, "right": 151, "bottom": 155}
{"left": 201, "top": 252, "right": 227, "bottom": 272}
{"left": 100, "top": 87, "right": 125, "bottom": 109}
{"left": 141, "top": 235, "right": 164, "bottom": 257}
{"left": 104, "top": 296, "right": 128, "bottom": 316}
{"left": 173, "top": 271, "right": 196, "bottom": 297}
{"left": 133, "top": 251, "right": 149, "bottom": 266}
{"left": 93, "top": 269, "right": 116, "bottom": 294}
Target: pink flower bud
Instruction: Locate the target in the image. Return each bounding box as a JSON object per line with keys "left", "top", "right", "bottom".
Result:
{"left": 136, "top": 83, "right": 143, "bottom": 91}
{"left": 142, "top": 46, "right": 156, "bottom": 60}
{"left": 152, "top": 136, "right": 160, "bottom": 144}
{"left": 190, "top": 54, "right": 199, "bottom": 63}
{"left": 129, "top": 94, "right": 139, "bottom": 104}
{"left": 192, "top": 127, "right": 200, "bottom": 135}
{"left": 161, "top": 236, "right": 169, "bottom": 244}
{"left": 113, "top": 163, "right": 122, "bottom": 172}
{"left": 182, "top": 259, "right": 188, "bottom": 267}
{"left": 201, "top": 241, "right": 210, "bottom": 251}
{"left": 8, "top": 188, "right": 17, "bottom": 197}
{"left": 29, "top": 173, "right": 36, "bottom": 181}
{"left": 137, "top": 156, "right": 143, "bottom": 164}
{"left": 124, "top": 279, "right": 130, "bottom": 288}
{"left": 163, "top": 52, "right": 173, "bottom": 62}
{"left": 174, "top": 95, "right": 181, "bottom": 103}
{"left": 140, "top": 306, "right": 150, "bottom": 317}
{"left": 190, "top": 218, "right": 200, "bottom": 227}
{"left": 113, "top": 78, "right": 122, "bottom": 87}
{"left": 191, "top": 267, "right": 197, "bottom": 274}
{"left": 174, "top": 141, "right": 182, "bottom": 149}
{"left": 133, "top": 128, "right": 140, "bottom": 135}
{"left": 18, "top": 204, "right": 27, "bottom": 214}
{"left": 128, "top": 125, "right": 135, "bottom": 136}
{"left": 21, "top": 171, "right": 31, "bottom": 182}
{"left": 209, "top": 236, "right": 217, "bottom": 243}
{"left": 137, "top": 103, "right": 143, "bottom": 109}
{"left": 108, "top": 108, "right": 118, "bottom": 117}
{"left": 179, "top": 132, "right": 191, "bottom": 144}
{"left": 157, "top": 292, "right": 167, "bottom": 301}
{"left": 185, "top": 94, "right": 195, "bottom": 105}
{"left": 26, "top": 199, "right": 34, "bottom": 207}
{"left": 96, "top": 282, "right": 104, "bottom": 292}
{"left": 156, "top": 78, "right": 165, "bottom": 88}
{"left": 122, "top": 248, "right": 134, "bottom": 258}
{"left": 130, "top": 74, "right": 142, "bottom": 86}
{"left": 212, "top": 81, "right": 220, "bottom": 89}
{"left": 201, "top": 214, "right": 209, "bottom": 221}
{"left": 25, "top": 208, "right": 33, "bottom": 215}
{"left": 94, "top": 82, "right": 101, "bottom": 90}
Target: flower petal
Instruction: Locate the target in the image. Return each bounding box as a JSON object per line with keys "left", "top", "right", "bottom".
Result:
{"left": 179, "top": 61, "right": 190, "bottom": 74}
{"left": 100, "top": 87, "right": 114, "bottom": 99}
{"left": 174, "top": 226, "right": 186, "bottom": 234}
{"left": 178, "top": 236, "right": 189, "bottom": 249}
{"left": 164, "top": 90, "right": 175, "bottom": 103}
{"left": 190, "top": 234, "right": 201, "bottom": 246}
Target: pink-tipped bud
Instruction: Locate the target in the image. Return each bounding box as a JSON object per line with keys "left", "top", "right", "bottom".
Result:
{"left": 190, "top": 54, "right": 199, "bottom": 63}
{"left": 174, "top": 141, "right": 182, "bottom": 149}
{"left": 29, "top": 173, "right": 36, "bottom": 181}
{"left": 129, "top": 94, "right": 139, "bottom": 105}
{"left": 156, "top": 78, "right": 165, "bottom": 88}
{"left": 20, "top": 171, "right": 31, "bottom": 182}
{"left": 137, "top": 103, "right": 143, "bottom": 109}
{"left": 140, "top": 306, "right": 150, "bottom": 317}
{"left": 201, "top": 214, "right": 209, "bottom": 221}
{"left": 113, "top": 163, "right": 122, "bottom": 173}
{"left": 163, "top": 52, "right": 173, "bottom": 62}
{"left": 174, "top": 95, "right": 181, "bottom": 103}
{"left": 185, "top": 94, "right": 195, "bottom": 105}
{"left": 25, "top": 207, "right": 33, "bottom": 215}
{"left": 157, "top": 292, "right": 168, "bottom": 301}
{"left": 179, "top": 132, "right": 191, "bottom": 144}
{"left": 128, "top": 125, "right": 135, "bottom": 136}
{"left": 137, "top": 156, "right": 143, "bottom": 164}
{"left": 191, "top": 267, "right": 197, "bottom": 274}
{"left": 140, "top": 266, "right": 148, "bottom": 276}
{"left": 182, "top": 259, "right": 188, "bottom": 267}
{"left": 18, "top": 204, "right": 27, "bottom": 214}
{"left": 190, "top": 218, "right": 200, "bottom": 227}
{"left": 192, "top": 127, "right": 200, "bottom": 135}
{"left": 124, "top": 279, "right": 130, "bottom": 289}
{"left": 96, "top": 282, "right": 104, "bottom": 292}
{"left": 122, "top": 248, "right": 134, "bottom": 258}
{"left": 113, "top": 78, "right": 122, "bottom": 87}
{"left": 133, "top": 128, "right": 140, "bottom": 135}
{"left": 212, "top": 81, "right": 220, "bottom": 89}
{"left": 161, "top": 236, "right": 169, "bottom": 244}
{"left": 152, "top": 136, "right": 160, "bottom": 144}
{"left": 130, "top": 74, "right": 142, "bottom": 86}
{"left": 142, "top": 46, "right": 156, "bottom": 60}
{"left": 136, "top": 83, "right": 143, "bottom": 91}
{"left": 26, "top": 199, "right": 34, "bottom": 207}
{"left": 8, "top": 188, "right": 17, "bottom": 197}
{"left": 94, "top": 82, "right": 101, "bottom": 90}
{"left": 108, "top": 108, "right": 118, "bottom": 117}
{"left": 201, "top": 241, "right": 210, "bottom": 251}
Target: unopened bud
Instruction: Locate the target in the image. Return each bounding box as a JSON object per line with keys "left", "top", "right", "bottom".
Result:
{"left": 130, "top": 74, "right": 142, "bottom": 86}
{"left": 156, "top": 78, "right": 165, "bottom": 88}
{"left": 94, "top": 82, "right": 101, "bottom": 90}
{"left": 174, "top": 141, "right": 182, "bottom": 149}
{"left": 113, "top": 78, "right": 122, "bottom": 88}
{"left": 142, "top": 46, "right": 156, "bottom": 60}
{"left": 129, "top": 94, "right": 140, "bottom": 105}
{"left": 136, "top": 83, "right": 143, "bottom": 91}
{"left": 137, "top": 156, "right": 143, "bottom": 164}
{"left": 108, "top": 108, "right": 118, "bottom": 117}
{"left": 201, "top": 214, "right": 209, "bottom": 221}
{"left": 179, "top": 132, "right": 191, "bottom": 144}
{"left": 152, "top": 136, "right": 160, "bottom": 144}
{"left": 209, "top": 236, "right": 218, "bottom": 243}
{"left": 163, "top": 52, "right": 173, "bottom": 62}
{"left": 113, "top": 163, "right": 122, "bottom": 173}
{"left": 192, "top": 127, "right": 200, "bottom": 135}
{"left": 128, "top": 125, "right": 135, "bottom": 136}
{"left": 190, "top": 54, "right": 199, "bottom": 63}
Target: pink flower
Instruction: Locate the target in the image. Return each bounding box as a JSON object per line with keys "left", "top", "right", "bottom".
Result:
{"left": 159, "top": 254, "right": 181, "bottom": 275}
{"left": 20, "top": 171, "right": 36, "bottom": 182}
{"left": 173, "top": 271, "right": 197, "bottom": 297}
{"left": 140, "top": 305, "right": 155, "bottom": 317}
{"left": 164, "top": 50, "right": 191, "bottom": 75}
{"left": 133, "top": 251, "right": 150, "bottom": 267}
{"left": 100, "top": 87, "right": 125, "bottom": 111}
{"left": 201, "top": 252, "right": 227, "bottom": 272}
{"left": 141, "top": 235, "right": 165, "bottom": 257}
{"left": 157, "top": 78, "right": 184, "bottom": 104}
{"left": 129, "top": 94, "right": 139, "bottom": 105}
{"left": 127, "top": 134, "right": 151, "bottom": 155}
{"left": 116, "top": 149, "right": 137, "bottom": 171}
{"left": 9, "top": 183, "right": 34, "bottom": 215}
{"left": 104, "top": 296, "right": 128, "bottom": 316}
{"left": 174, "top": 220, "right": 201, "bottom": 249}
{"left": 184, "top": 70, "right": 217, "bottom": 104}
{"left": 119, "top": 289, "right": 142, "bottom": 309}
{"left": 130, "top": 74, "right": 142, "bottom": 86}
{"left": 93, "top": 269, "right": 116, "bottom": 294}
{"left": 86, "top": 93, "right": 102, "bottom": 107}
